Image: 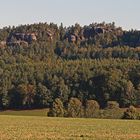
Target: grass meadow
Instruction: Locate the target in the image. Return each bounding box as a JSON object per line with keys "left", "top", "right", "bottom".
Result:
{"left": 0, "top": 114, "right": 140, "bottom": 140}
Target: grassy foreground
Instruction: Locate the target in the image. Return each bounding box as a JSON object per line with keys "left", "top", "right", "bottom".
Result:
{"left": 0, "top": 109, "right": 49, "bottom": 116}
{"left": 0, "top": 116, "right": 140, "bottom": 140}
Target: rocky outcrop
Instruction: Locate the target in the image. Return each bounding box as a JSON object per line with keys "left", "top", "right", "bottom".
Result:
{"left": 6, "top": 32, "right": 37, "bottom": 45}
{"left": 0, "top": 41, "right": 6, "bottom": 48}
{"left": 0, "top": 41, "right": 6, "bottom": 46}
{"left": 46, "top": 30, "right": 53, "bottom": 40}
{"left": 64, "top": 33, "right": 78, "bottom": 43}
{"left": 63, "top": 25, "right": 123, "bottom": 43}
{"left": 64, "top": 26, "right": 107, "bottom": 43}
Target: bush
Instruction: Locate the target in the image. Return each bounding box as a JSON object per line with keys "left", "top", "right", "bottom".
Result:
{"left": 94, "top": 101, "right": 123, "bottom": 119}
{"left": 67, "top": 98, "right": 83, "bottom": 118}
{"left": 48, "top": 98, "right": 64, "bottom": 117}
{"left": 97, "top": 109, "right": 124, "bottom": 119}
{"left": 106, "top": 101, "right": 119, "bottom": 109}
{"left": 85, "top": 100, "right": 100, "bottom": 118}
{"left": 123, "top": 106, "right": 140, "bottom": 120}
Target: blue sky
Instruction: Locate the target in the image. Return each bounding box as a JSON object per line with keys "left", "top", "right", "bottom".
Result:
{"left": 0, "top": 0, "right": 140, "bottom": 30}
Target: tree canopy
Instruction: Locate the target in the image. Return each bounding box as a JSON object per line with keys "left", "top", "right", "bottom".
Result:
{"left": 0, "top": 22, "right": 140, "bottom": 117}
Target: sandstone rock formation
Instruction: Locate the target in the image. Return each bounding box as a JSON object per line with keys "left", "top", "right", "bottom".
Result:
{"left": 6, "top": 32, "right": 37, "bottom": 45}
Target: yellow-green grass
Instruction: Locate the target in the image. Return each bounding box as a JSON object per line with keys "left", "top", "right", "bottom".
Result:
{"left": 0, "top": 116, "right": 140, "bottom": 140}
{"left": 0, "top": 108, "right": 139, "bottom": 118}
{"left": 0, "top": 109, "right": 49, "bottom": 116}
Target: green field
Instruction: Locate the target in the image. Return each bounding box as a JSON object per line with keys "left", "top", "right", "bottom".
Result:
{"left": 0, "top": 115, "right": 140, "bottom": 140}
{"left": 0, "top": 109, "right": 49, "bottom": 116}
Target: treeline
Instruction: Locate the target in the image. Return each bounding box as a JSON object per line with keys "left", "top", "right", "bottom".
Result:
{"left": 55, "top": 45, "right": 140, "bottom": 60}
{"left": 1, "top": 22, "right": 140, "bottom": 48}
{"left": 49, "top": 98, "right": 140, "bottom": 120}
{"left": 0, "top": 22, "right": 140, "bottom": 119}
{"left": 0, "top": 59, "right": 140, "bottom": 109}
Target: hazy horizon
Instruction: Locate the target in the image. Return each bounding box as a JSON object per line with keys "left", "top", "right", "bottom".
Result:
{"left": 0, "top": 0, "right": 140, "bottom": 30}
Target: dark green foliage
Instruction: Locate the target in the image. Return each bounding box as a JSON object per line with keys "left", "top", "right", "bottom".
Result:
{"left": 106, "top": 101, "right": 119, "bottom": 109}
{"left": 17, "top": 84, "right": 36, "bottom": 108}
{"left": 120, "top": 80, "right": 137, "bottom": 107}
{"left": 34, "top": 83, "right": 52, "bottom": 108}
{"left": 123, "top": 106, "right": 140, "bottom": 120}
{"left": 2, "top": 92, "right": 9, "bottom": 108}
{"left": 48, "top": 98, "right": 64, "bottom": 117}
{"left": 97, "top": 108, "right": 124, "bottom": 119}
{"left": 0, "top": 22, "right": 140, "bottom": 119}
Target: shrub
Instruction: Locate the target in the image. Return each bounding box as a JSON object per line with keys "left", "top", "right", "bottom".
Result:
{"left": 95, "top": 101, "right": 123, "bottom": 119}
{"left": 67, "top": 98, "right": 83, "bottom": 118}
{"left": 85, "top": 100, "right": 100, "bottom": 118}
{"left": 123, "top": 105, "right": 140, "bottom": 120}
{"left": 106, "top": 101, "right": 119, "bottom": 109}
{"left": 97, "top": 109, "right": 124, "bottom": 119}
{"left": 48, "top": 98, "right": 64, "bottom": 117}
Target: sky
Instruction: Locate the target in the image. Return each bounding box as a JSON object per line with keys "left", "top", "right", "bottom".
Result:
{"left": 0, "top": 0, "right": 140, "bottom": 30}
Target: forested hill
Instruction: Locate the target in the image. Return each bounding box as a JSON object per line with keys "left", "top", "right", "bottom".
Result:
{"left": 0, "top": 22, "right": 140, "bottom": 115}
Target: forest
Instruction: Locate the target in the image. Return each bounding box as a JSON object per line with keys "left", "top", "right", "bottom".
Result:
{"left": 0, "top": 22, "right": 140, "bottom": 119}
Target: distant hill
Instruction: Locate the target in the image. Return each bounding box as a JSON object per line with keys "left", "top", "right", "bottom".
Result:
{"left": 0, "top": 22, "right": 140, "bottom": 47}
{"left": 0, "top": 22, "right": 140, "bottom": 119}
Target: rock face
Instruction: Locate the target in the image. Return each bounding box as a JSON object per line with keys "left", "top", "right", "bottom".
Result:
{"left": 64, "top": 26, "right": 107, "bottom": 43}
{"left": 46, "top": 30, "right": 53, "bottom": 40}
{"left": 0, "top": 41, "right": 6, "bottom": 46}
{"left": 70, "top": 35, "right": 77, "bottom": 42}
{"left": 7, "top": 32, "right": 37, "bottom": 45}
{"left": 64, "top": 33, "right": 78, "bottom": 43}
{"left": 0, "top": 41, "right": 6, "bottom": 48}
